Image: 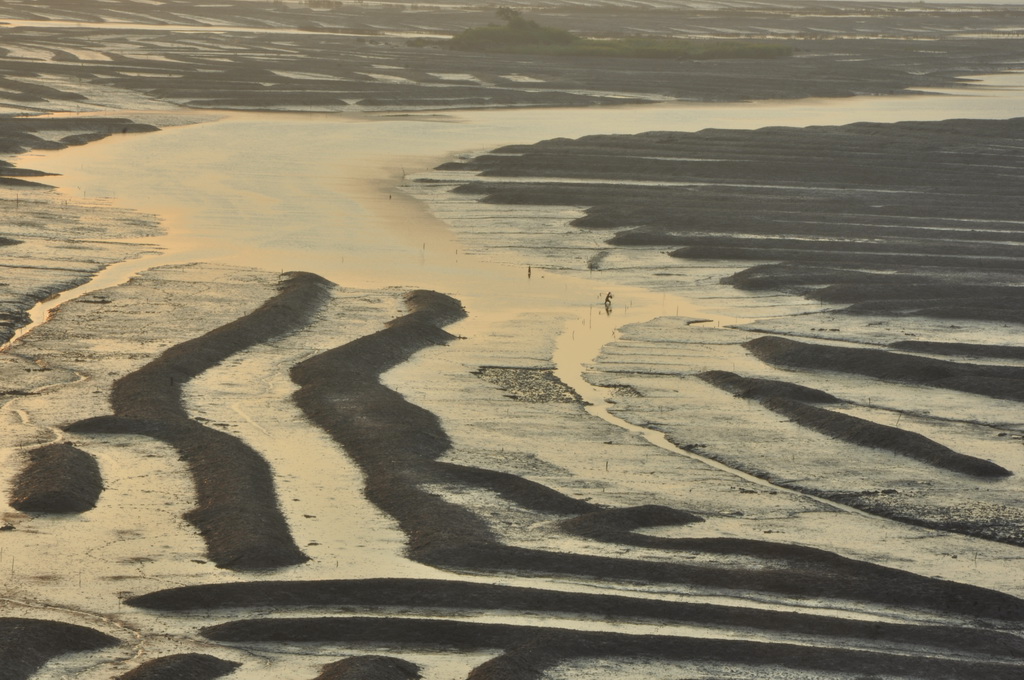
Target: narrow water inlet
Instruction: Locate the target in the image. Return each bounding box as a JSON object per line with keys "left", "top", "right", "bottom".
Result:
{"left": 0, "top": 251, "right": 172, "bottom": 353}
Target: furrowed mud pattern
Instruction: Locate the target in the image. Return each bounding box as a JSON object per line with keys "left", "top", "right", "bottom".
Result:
{"left": 116, "top": 653, "right": 240, "bottom": 680}
{"left": 698, "top": 370, "right": 1011, "bottom": 478}
{"left": 687, "top": 367, "right": 1024, "bottom": 545}
{"left": 0, "top": 617, "right": 118, "bottom": 680}
{"left": 442, "top": 119, "right": 1024, "bottom": 327}
{"left": 8, "top": 442, "right": 104, "bottom": 513}
{"left": 128, "top": 577, "right": 1024, "bottom": 660}
{"left": 744, "top": 335, "right": 1024, "bottom": 404}
{"left": 200, "top": 616, "right": 1024, "bottom": 680}
{"left": 67, "top": 271, "right": 334, "bottom": 570}
{"left": 889, "top": 341, "right": 1024, "bottom": 361}
{"left": 290, "top": 289, "right": 499, "bottom": 555}
{"left": 288, "top": 291, "right": 1024, "bottom": 636}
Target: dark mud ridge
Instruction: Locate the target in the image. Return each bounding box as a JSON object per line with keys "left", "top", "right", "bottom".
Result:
{"left": 744, "top": 335, "right": 1024, "bottom": 404}
{"left": 0, "top": 617, "right": 118, "bottom": 680}
{"left": 313, "top": 656, "right": 419, "bottom": 680}
{"left": 128, "top": 577, "right": 1024, "bottom": 661}
{"left": 115, "top": 653, "right": 240, "bottom": 680}
{"left": 443, "top": 118, "right": 1024, "bottom": 327}
{"left": 699, "top": 369, "right": 1011, "bottom": 478}
{"left": 8, "top": 441, "right": 104, "bottom": 512}
{"left": 889, "top": 340, "right": 1024, "bottom": 361}
{"left": 68, "top": 271, "right": 334, "bottom": 570}
{"left": 201, "top": 616, "right": 1024, "bottom": 680}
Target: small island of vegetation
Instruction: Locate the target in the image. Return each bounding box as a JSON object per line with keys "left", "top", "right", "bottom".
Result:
{"left": 446, "top": 8, "right": 793, "bottom": 60}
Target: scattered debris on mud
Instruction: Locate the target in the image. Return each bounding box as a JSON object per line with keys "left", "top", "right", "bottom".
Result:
{"left": 474, "top": 366, "right": 584, "bottom": 403}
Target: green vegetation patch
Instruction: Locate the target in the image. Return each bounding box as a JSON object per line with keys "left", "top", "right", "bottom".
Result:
{"left": 448, "top": 8, "right": 791, "bottom": 60}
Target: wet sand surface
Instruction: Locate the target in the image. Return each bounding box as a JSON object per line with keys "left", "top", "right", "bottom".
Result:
{"left": 3, "top": 0, "right": 1024, "bottom": 678}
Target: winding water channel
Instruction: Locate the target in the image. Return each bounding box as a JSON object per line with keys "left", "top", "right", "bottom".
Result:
{"left": 20, "top": 72, "right": 1024, "bottom": 326}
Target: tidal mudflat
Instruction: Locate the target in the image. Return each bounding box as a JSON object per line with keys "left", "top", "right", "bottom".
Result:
{"left": 3, "top": 0, "right": 1024, "bottom": 678}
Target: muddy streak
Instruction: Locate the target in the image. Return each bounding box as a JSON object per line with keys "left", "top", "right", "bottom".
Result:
{"left": 697, "top": 370, "right": 1012, "bottom": 478}
{"left": 126, "top": 577, "right": 1024, "bottom": 659}
{"left": 0, "top": 617, "right": 119, "bottom": 680}
{"left": 114, "top": 653, "right": 240, "bottom": 680}
{"left": 8, "top": 442, "right": 104, "bottom": 513}
{"left": 68, "top": 272, "right": 335, "bottom": 570}
{"left": 199, "top": 616, "right": 1024, "bottom": 680}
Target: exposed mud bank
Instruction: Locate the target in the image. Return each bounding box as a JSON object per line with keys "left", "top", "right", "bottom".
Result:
{"left": 4, "top": 3, "right": 1024, "bottom": 675}
{"left": 468, "top": 632, "right": 1024, "bottom": 680}
{"left": 440, "top": 118, "right": 1024, "bottom": 329}
{"left": 581, "top": 316, "right": 1024, "bottom": 550}
{"left": 744, "top": 335, "right": 1024, "bottom": 404}
{"left": 890, "top": 340, "right": 1024, "bottom": 361}
{"left": 115, "top": 654, "right": 240, "bottom": 680}
{"left": 696, "top": 370, "right": 840, "bottom": 404}
{"left": 313, "top": 656, "right": 420, "bottom": 680}
{"left": 698, "top": 369, "right": 1011, "bottom": 478}
{"left": 762, "top": 395, "right": 1009, "bottom": 477}
{"left": 68, "top": 271, "right": 335, "bottom": 570}
{"left": 422, "top": 541, "right": 1024, "bottom": 623}
{"left": 0, "top": 187, "right": 163, "bottom": 346}
{"left": 5, "top": 262, "right": 1024, "bottom": 677}
{"left": 0, "top": 617, "right": 118, "bottom": 680}
{"left": 8, "top": 441, "right": 104, "bottom": 512}
{"left": 430, "top": 114, "right": 1024, "bottom": 560}
{"left": 290, "top": 289, "right": 495, "bottom": 556}
{"left": 201, "top": 616, "right": 1024, "bottom": 680}
{"left": 128, "top": 577, "right": 1024, "bottom": 660}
